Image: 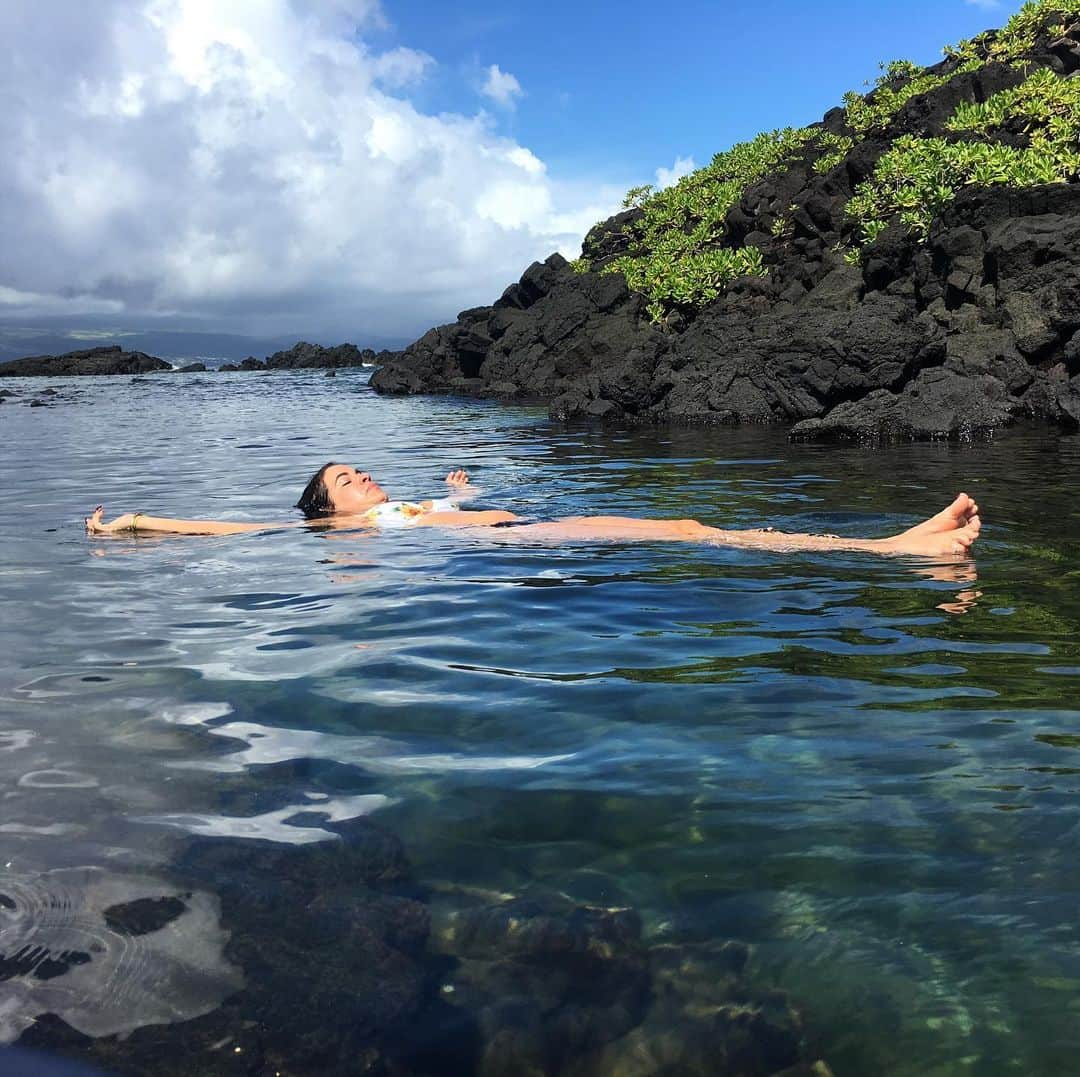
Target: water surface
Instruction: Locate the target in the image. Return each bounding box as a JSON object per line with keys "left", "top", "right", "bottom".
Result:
{"left": 2, "top": 371, "right": 1079, "bottom": 1075}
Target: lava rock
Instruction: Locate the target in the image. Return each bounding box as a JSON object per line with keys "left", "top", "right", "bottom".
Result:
{"left": 0, "top": 345, "right": 170, "bottom": 377}
{"left": 265, "top": 341, "right": 377, "bottom": 369}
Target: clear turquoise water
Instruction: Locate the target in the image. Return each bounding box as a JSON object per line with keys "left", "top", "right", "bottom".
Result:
{"left": 2, "top": 370, "right": 1080, "bottom": 1074}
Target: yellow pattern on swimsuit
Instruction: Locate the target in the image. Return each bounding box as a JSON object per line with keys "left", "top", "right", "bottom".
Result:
{"left": 363, "top": 499, "right": 455, "bottom": 528}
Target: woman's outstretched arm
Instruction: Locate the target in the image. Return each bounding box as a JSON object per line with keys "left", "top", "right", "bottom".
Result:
{"left": 85, "top": 507, "right": 303, "bottom": 537}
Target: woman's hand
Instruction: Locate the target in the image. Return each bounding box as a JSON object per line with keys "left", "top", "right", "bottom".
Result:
{"left": 444, "top": 469, "right": 471, "bottom": 487}
{"left": 85, "top": 506, "right": 136, "bottom": 534}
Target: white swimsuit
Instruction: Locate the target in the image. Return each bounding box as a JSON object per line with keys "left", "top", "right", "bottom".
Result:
{"left": 363, "top": 498, "right": 456, "bottom": 528}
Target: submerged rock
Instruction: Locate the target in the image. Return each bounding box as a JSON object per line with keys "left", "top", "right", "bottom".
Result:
{"left": 14, "top": 830, "right": 831, "bottom": 1076}
{"left": 0, "top": 346, "right": 170, "bottom": 377}
{"left": 400, "top": 890, "right": 825, "bottom": 1077}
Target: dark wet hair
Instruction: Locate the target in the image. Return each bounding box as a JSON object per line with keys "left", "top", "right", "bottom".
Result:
{"left": 296, "top": 461, "right": 341, "bottom": 518}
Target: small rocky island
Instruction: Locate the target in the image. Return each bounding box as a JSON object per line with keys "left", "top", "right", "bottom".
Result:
{"left": 373, "top": 1, "right": 1080, "bottom": 440}
{"left": 0, "top": 345, "right": 172, "bottom": 377}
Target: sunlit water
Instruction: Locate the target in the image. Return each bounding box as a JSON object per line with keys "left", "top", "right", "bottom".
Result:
{"left": 2, "top": 370, "right": 1080, "bottom": 1075}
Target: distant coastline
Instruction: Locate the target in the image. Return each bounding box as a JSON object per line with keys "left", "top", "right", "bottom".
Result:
{"left": 0, "top": 341, "right": 388, "bottom": 378}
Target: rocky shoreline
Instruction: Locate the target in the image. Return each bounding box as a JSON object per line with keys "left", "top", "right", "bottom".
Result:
{"left": 0, "top": 341, "right": 389, "bottom": 378}
{"left": 371, "top": 12, "right": 1080, "bottom": 440}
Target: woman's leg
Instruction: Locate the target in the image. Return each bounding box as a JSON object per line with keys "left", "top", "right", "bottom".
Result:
{"left": 498, "top": 493, "right": 983, "bottom": 558}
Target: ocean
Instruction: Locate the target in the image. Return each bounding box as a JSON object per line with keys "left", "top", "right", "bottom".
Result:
{"left": 2, "top": 368, "right": 1079, "bottom": 1075}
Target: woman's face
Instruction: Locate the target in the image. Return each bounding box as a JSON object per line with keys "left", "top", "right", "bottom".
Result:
{"left": 322, "top": 464, "right": 390, "bottom": 514}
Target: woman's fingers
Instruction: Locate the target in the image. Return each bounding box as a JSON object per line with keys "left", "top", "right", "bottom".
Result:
{"left": 445, "top": 469, "right": 470, "bottom": 485}
{"left": 85, "top": 506, "right": 105, "bottom": 533}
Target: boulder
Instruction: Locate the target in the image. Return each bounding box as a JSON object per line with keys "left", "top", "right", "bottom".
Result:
{"left": 265, "top": 341, "right": 375, "bottom": 369}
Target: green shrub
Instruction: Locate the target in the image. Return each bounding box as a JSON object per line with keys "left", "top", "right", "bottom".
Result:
{"left": 842, "top": 59, "right": 981, "bottom": 135}
{"left": 843, "top": 3, "right": 1080, "bottom": 135}
{"left": 599, "top": 128, "right": 816, "bottom": 319}
{"left": 848, "top": 61, "right": 1080, "bottom": 246}
{"left": 946, "top": 65, "right": 1080, "bottom": 153}
{"left": 621, "top": 185, "right": 654, "bottom": 210}
{"left": 946, "top": 0, "right": 1080, "bottom": 63}
{"left": 812, "top": 132, "right": 854, "bottom": 173}
{"left": 846, "top": 133, "right": 1077, "bottom": 244}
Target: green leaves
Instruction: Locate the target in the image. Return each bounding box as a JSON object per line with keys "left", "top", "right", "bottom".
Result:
{"left": 812, "top": 132, "right": 854, "bottom": 173}
{"left": 846, "top": 89, "right": 1080, "bottom": 247}
{"left": 842, "top": 61, "right": 980, "bottom": 136}
{"left": 621, "top": 184, "right": 654, "bottom": 210}
{"left": 844, "top": 3, "right": 1080, "bottom": 136}
{"left": 942, "top": 1, "right": 1080, "bottom": 64}
{"left": 848, "top": 59, "right": 1080, "bottom": 247}
{"left": 946, "top": 66, "right": 1080, "bottom": 145}
{"left": 598, "top": 128, "right": 819, "bottom": 321}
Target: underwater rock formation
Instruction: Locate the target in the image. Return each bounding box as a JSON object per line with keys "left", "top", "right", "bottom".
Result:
{"left": 372, "top": 5, "right": 1080, "bottom": 440}
{"left": 12, "top": 824, "right": 830, "bottom": 1076}
{"left": 0, "top": 346, "right": 171, "bottom": 377}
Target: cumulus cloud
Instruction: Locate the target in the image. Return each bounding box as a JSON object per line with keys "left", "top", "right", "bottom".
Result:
{"left": 655, "top": 155, "right": 696, "bottom": 189}
{"left": 480, "top": 64, "right": 523, "bottom": 108}
{"left": 0, "top": 1, "right": 619, "bottom": 339}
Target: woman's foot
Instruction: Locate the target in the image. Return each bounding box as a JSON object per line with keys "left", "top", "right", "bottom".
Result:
{"left": 883, "top": 494, "right": 982, "bottom": 557}
{"left": 898, "top": 492, "right": 979, "bottom": 537}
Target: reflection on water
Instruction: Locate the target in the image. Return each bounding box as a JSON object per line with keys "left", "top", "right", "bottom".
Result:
{"left": 2, "top": 371, "right": 1080, "bottom": 1074}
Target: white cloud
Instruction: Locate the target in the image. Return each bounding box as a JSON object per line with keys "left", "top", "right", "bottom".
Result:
{"left": 480, "top": 63, "right": 523, "bottom": 108}
{"left": 0, "top": 1, "right": 619, "bottom": 339}
{"left": 964, "top": 0, "right": 1001, "bottom": 10}
{"left": 370, "top": 46, "right": 434, "bottom": 88}
{"left": 655, "top": 155, "right": 696, "bottom": 189}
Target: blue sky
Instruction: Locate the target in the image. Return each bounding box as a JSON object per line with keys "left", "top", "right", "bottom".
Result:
{"left": 0, "top": 0, "right": 1023, "bottom": 343}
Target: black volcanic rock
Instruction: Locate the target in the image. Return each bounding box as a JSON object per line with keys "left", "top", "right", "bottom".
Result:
{"left": 0, "top": 345, "right": 171, "bottom": 377}
{"left": 176, "top": 362, "right": 207, "bottom": 372}
{"left": 265, "top": 341, "right": 377, "bottom": 369}
{"left": 372, "top": 11, "right": 1080, "bottom": 441}
{"left": 373, "top": 183, "right": 1080, "bottom": 440}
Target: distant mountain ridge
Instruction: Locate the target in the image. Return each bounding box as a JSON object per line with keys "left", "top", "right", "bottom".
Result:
{"left": 373, "top": 0, "right": 1080, "bottom": 440}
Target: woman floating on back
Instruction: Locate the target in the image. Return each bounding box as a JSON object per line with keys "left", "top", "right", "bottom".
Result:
{"left": 85, "top": 461, "right": 982, "bottom": 558}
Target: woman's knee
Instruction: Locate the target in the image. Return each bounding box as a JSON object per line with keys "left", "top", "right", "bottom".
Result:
{"left": 676, "top": 518, "right": 710, "bottom": 538}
